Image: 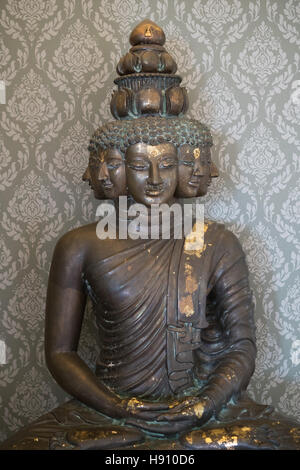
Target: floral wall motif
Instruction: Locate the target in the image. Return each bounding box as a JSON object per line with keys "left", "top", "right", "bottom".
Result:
{"left": 0, "top": 0, "right": 299, "bottom": 441}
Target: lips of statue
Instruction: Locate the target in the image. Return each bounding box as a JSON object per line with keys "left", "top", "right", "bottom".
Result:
{"left": 125, "top": 142, "right": 178, "bottom": 206}
{"left": 98, "top": 148, "right": 127, "bottom": 199}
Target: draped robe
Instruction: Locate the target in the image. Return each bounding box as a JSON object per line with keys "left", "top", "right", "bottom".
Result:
{"left": 3, "top": 222, "right": 300, "bottom": 451}
{"left": 82, "top": 221, "right": 256, "bottom": 410}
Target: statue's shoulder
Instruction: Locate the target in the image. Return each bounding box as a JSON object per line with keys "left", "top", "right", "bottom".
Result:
{"left": 205, "top": 219, "right": 244, "bottom": 253}
{"left": 204, "top": 219, "right": 225, "bottom": 232}
{"left": 52, "top": 223, "right": 98, "bottom": 260}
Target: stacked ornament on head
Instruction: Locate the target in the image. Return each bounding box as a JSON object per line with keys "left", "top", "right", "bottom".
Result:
{"left": 110, "top": 19, "right": 188, "bottom": 119}
{"left": 89, "top": 20, "right": 213, "bottom": 155}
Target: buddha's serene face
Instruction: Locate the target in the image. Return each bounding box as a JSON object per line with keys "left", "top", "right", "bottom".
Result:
{"left": 83, "top": 148, "right": 127, "bottom": 199}
{"left": 125, "top": 143, "right": 178, "bottom": 206}
{"left": 98, "top": 148, "right": 127, "bottom": 199}
{"left": 175, "top": 145, "right": 218, "bottom": 198}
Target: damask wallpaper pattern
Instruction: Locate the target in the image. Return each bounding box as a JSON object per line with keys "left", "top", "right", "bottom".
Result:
{"left": 0, "top": 0, "right": 299, "bottom": 441}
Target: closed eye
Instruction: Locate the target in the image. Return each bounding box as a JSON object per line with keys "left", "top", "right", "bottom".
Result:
{"left": 106, "top": 160, "right": 123, "bottom": 170}
{"left": 179, "top": 160, "right": 194, "bottom": 167}
{"left": 127, "top": 161, "right": 149, "bottom": 170}
{"left": 160, "top": 159, "right": 177, "bottom": 168}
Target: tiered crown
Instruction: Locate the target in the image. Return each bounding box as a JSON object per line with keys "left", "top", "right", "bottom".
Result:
{"left": 88, "top": 20, "right": 213, "bottom": 154}
{"left": 110, "top": 19, "right": 188, "bottom": 120}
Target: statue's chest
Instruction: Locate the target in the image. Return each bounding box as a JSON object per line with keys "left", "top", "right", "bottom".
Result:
{"left": 82, "top": 239, "right": 174, "bottom": 312}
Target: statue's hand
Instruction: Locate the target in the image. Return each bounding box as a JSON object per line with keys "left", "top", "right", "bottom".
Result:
{"left": 124, "top": 396, "right": 214, "bottom": 435}
{"left": 120, "top": 397, "right": 176, "bottom": 421}
{"left": 156, "top": 395, "right": 214, "bottom": 427}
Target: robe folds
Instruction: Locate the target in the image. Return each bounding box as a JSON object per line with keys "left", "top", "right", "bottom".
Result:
{"left": 82, "top": 221, "right": 256, "bottom": 412}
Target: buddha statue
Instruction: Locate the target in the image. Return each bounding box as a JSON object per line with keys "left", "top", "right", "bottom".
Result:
{"left": 1, "top": 20, "right": 299, "bottom": 451}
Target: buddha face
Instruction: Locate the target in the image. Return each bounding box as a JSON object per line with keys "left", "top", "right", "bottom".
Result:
{"left": 98, "top": 148, "right": 127, "bottom": 199}
{"left": 175, "top": 145, "right": 219, "bottom": 198}
{"left": 125, "top": 143, "right": 178, "bottom": 206}
{"left": 83, "top": 148, "right": 127, "bottom": 199}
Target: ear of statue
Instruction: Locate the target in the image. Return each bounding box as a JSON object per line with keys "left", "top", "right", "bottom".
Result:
{"left": 210, "top": 162, "right": 219, "bottom": 178}
{"left": 82, "top": 167, "right": 91, "bottom": 182}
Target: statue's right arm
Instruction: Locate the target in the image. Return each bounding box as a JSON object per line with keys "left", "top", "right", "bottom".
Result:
{"left": 44, "top": 231, "right": 129, "bottom": 420}
{"left": 45, "top": 231, "right": 172, "bottom": 422}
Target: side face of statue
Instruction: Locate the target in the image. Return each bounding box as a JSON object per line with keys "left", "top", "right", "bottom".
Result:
{"left": 176, "top": 144, "right": 218, "bottom": 198}
{"left": 82, "top": 148, "right": 126, "bottom": 200}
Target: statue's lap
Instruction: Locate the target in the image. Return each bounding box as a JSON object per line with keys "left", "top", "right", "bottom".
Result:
{"left": 1, "top": 395, "right": 299, "bottom": 450}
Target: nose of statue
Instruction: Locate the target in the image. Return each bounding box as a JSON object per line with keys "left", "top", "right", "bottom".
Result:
{"left": 98, "top": 162, "right": 110, "bottom": 181}
{"left": 148, "top": 161, "right": 163, "bottom": 186}
{"left": 210, "top": 162, "right": 219, "bottom": 178}
{"left": 193, "top": 159, "right": 205, "bottom": 177}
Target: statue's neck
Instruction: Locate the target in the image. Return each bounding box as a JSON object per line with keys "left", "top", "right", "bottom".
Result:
{"left": 113, "top": 196, "right": 179, "bottom": 239}
{"left": 114, "top": 196, "right": 176, "bottom": 217}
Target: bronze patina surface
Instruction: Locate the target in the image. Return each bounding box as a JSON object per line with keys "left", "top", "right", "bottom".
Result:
{"left": 1, "top": 19, "right": 299, "bottom": 451}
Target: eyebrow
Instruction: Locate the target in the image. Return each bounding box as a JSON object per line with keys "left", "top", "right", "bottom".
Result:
{"left": 126, "top": 147, "right": 177, "bottom": 160}
{"left": 126, "top": 153, "right": 148, "bottom": 160}
{"left": 106, "top": 155, "right": 123, "bottom": 161}
{"left": 180, "top": 154, "right": 194, "bottom": 160}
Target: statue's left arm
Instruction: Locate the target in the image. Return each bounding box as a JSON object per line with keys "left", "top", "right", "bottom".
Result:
{"left": 137, "top": 229, "right": 256, "bottom": 431}
{"left": 193, "top": 228, "right": 256, "bottom": 417}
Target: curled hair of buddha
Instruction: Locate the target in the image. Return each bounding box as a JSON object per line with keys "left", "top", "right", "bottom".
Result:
{"left": 88, "top": 116, "right": 213, "bottom": 155}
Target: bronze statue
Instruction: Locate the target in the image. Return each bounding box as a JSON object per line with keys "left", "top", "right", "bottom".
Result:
{"left": 1, "top": 20, "right": 299, "bottom": 451}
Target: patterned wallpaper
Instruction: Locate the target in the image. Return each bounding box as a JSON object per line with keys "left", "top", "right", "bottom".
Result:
{"left": 0, "top": 0, "right": 299, "bottom": 442}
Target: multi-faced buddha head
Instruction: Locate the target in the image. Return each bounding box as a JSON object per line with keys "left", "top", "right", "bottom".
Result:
{"left": 83, "top": 147, "right": 127, "bottom": 199}
{"left": 176, "top": 144, "right": 219, "bottom": 198}
{"left": 88, "top": 117, "right": 214, "bottom": 206}
{"left": 85, "top": 20, "right": 217, "bottom": 207}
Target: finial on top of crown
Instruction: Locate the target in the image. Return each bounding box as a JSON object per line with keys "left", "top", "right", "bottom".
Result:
{"left": 110, "top": 19, "right": 189, "bottom": 120}
{"left": 129, "top": 19, "right": 166, "bottom": 46}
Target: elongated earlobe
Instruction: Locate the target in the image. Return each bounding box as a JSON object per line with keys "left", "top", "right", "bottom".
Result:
{"left": 82, "top": 167, "right": 91, "bottom": 182}
{"left": 210, "top": 162, "right": 219, "bottom": 178}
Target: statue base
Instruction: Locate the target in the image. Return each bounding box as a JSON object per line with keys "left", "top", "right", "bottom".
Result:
{"left": 1, "top": 395, "right": 299, "bottom": 450}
